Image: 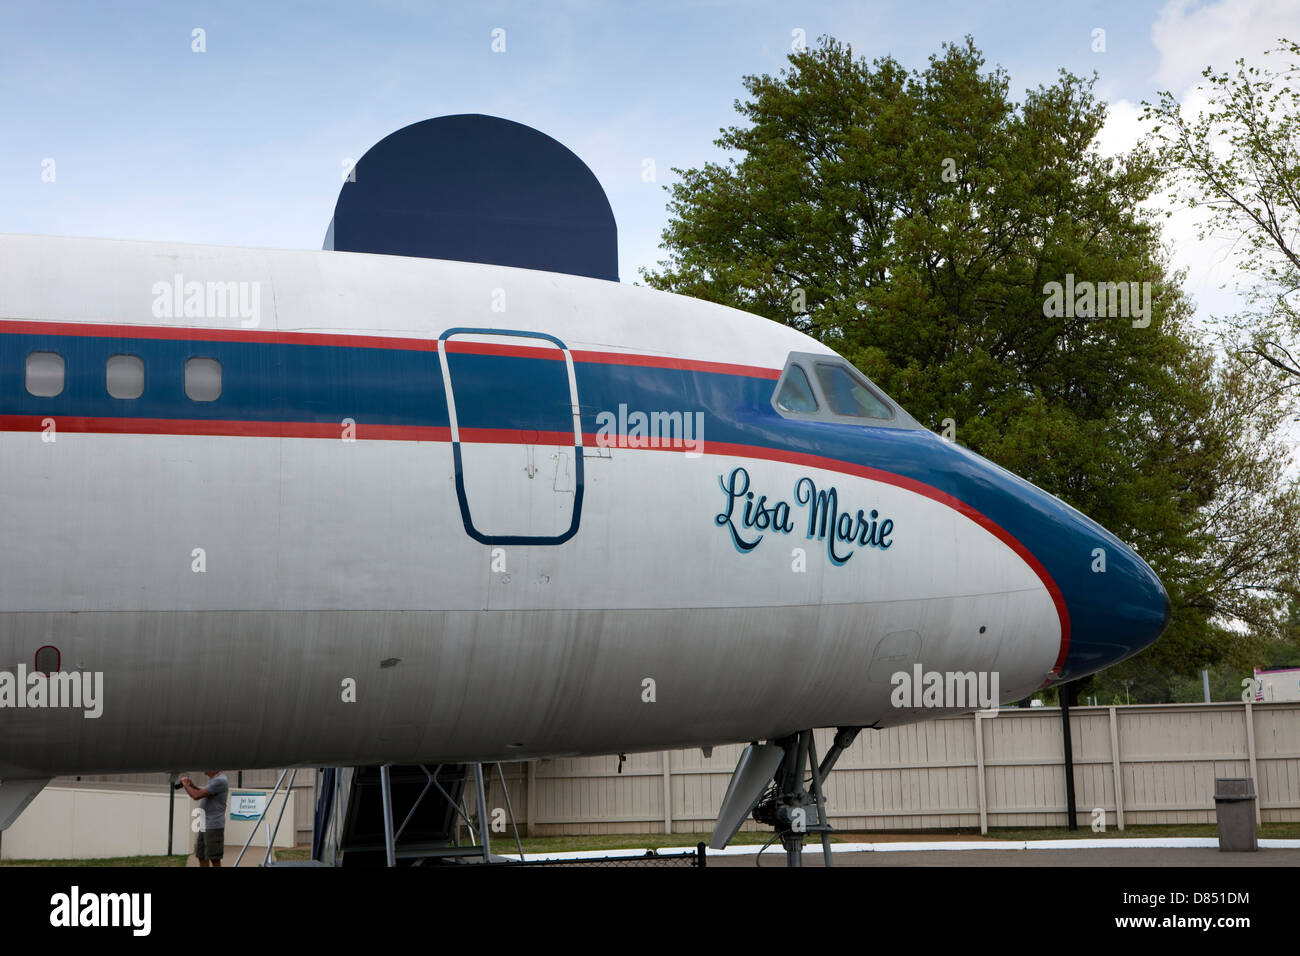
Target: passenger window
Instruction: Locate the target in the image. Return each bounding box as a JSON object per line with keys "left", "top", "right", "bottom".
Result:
{"left": 775, "top": 365, "right": 819, "bottom": 413}
{"left": 814, "top": 363, "right": 892, "bottom": 419}
{"left": 26, "top": 351, "right": 65, "bottom": 397}
{"left": 185, "top": 357, "right": 221, "bottom": 402}
{"left": 106, "top": 354, "right": 145, "bottom": 399}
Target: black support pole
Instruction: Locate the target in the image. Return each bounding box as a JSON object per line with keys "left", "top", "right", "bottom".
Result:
{"left": 1061, "top": 682, "right": 1078, "bottom": 831}
{"left": 167, "top": 774, "right": 176, "bottom": 855}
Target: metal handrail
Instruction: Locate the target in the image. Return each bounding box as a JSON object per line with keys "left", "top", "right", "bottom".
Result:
{"left": 393, "top": 766, "right": 437, "bottom": 843}
{"left": 495, "top": 762, "right": 526, "bottom": 861}
{"left": 233, "top": 768, "right": 288, "bottom": 867}
{"left": 426, "top": 764, "right": 478, "bottom": 844}
{"left": 261, "top": 767, "right": 298, "bottom": 866}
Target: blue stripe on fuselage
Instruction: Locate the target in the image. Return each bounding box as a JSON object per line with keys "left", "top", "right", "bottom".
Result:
{"left": 0, "top": 333, "right": 449, "bottom": 426}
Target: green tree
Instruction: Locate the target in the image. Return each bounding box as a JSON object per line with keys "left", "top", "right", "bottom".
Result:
{"left": 1144, "top": 40, "right": 1300, "bottom": 393}
{"left": 645, "top": 36, "right": 1300, "bottom": 697}
{"left": 1092, "top": 355, "right": 1300, "bottom": 702}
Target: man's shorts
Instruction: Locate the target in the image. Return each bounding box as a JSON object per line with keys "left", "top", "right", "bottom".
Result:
{"left": 195, "top": 828, "right": 225, "bottom": 861}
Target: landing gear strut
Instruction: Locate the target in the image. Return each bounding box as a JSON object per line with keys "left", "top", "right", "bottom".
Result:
{"left": 752, "top": 727, "right": 860, "bottom": 867}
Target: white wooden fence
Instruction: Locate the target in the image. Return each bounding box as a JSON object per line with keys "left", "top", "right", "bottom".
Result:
{"left": 490, "top": 701, "right": 1300, "bottom": 835}
{"left": 62, "top": 702, "right": 1300, "bottom": 842}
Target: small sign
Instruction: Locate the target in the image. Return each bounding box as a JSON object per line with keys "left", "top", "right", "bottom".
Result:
{"left": 230, "top": 791, "right": 268, "bottom": 821}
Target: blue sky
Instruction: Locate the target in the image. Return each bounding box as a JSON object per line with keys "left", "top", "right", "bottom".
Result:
{"left": 1, "top": 0, "right": 1296, "bottom": 316}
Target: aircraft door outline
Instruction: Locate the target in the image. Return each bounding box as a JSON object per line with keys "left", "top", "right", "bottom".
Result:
{"left": 437, "top": 327, "right": 585, "bottom": 545}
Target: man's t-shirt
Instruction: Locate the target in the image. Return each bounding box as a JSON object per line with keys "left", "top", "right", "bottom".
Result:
{"left": 200, "top": 774, "right": 229, "bottom": 831}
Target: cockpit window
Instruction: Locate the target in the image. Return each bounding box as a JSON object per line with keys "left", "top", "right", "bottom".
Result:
{"left": 769, "top": 351, "right": 922, "bottom": 430}
{"left": 814, "top": 362, "right": 893, "bottom": 419}
{"left": 775, "top": 364, "right": 818, "bottom": 413}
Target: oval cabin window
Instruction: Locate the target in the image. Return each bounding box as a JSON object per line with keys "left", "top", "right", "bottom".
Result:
{"left": 26, "top": 351, "right": 65, "bottom": 397}
{"left": 185, "top": 357, "right": 222, "bottom": 402}
{"left": 107, "top": 354, "right": 145, "bottom": 399}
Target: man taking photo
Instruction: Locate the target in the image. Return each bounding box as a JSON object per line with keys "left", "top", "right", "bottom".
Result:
{"left": 180, "top": 770, "right": 229, "bottom": 867}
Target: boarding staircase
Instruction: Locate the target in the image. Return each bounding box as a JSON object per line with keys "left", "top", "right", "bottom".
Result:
{"left": 312, "top": 764, "right": 495, "bottom": 866}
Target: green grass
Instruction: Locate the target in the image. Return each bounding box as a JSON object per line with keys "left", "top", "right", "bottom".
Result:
{"left": 0, "top": 854, "right": 187, "bottom": 867}
{"left": 273, "top": 847, "right": 313, "bottom": 861}
{"left": 503, "top": 831, "right": 775, "bottom": 854}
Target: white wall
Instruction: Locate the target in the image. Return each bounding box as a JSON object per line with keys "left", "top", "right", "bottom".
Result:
{"left": 1, "top": 783, "right": 294, "bottom": 861}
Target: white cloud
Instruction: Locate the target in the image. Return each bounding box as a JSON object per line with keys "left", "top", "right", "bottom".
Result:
{"left": 1094, "top": 97, "right": 1145, "bottom": 159}
{"left": 1097, "top": 0, "right": 1300, "bottom": 334}
{"left": 1151, "top": 0, "right": 1299, "bottom": 94}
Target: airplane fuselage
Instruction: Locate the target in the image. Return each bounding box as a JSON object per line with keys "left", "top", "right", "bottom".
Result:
{"left": 0, "top": 234, "right": 1169, "bottom": 779}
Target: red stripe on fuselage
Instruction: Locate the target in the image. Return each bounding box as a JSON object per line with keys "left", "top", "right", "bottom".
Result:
{"left": 0, "top": 319, "right": 431, "bottom": 352}
{"left": 458, "top": 427, "right": 576, "bottom": 446}
{"left": 571, "top": 350, "right": 782, "bottom": 380}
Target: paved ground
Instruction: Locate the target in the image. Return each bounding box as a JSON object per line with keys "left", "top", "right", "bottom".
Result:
{"left": 710, "top": 846, "right": 1300, "bottom": 867}
{"left": 179, "top": 837, "right": 1300, "bottom": 868}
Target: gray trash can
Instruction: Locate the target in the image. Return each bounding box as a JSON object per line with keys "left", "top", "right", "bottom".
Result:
{"left": 1214, "top": 778, "right": 1257, "bottom": 852}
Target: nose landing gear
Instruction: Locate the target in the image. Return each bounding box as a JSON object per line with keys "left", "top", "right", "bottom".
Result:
{"left": 711, "top": 726, "right": 861, "bottom": 867}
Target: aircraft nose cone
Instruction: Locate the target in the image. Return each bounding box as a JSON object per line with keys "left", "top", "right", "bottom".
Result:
{"left": 1059, "top": 539, "right": 1171, "bottom": 681}
{"left": 928, "top": 437, "right": 1173, "bottom": 685}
